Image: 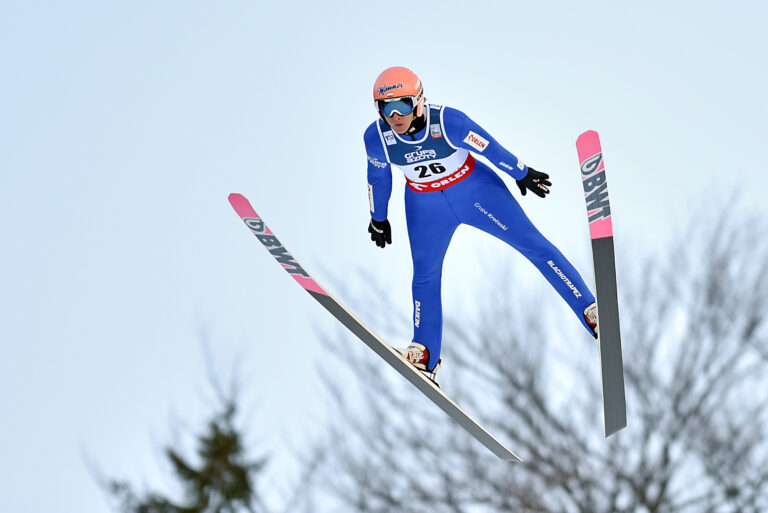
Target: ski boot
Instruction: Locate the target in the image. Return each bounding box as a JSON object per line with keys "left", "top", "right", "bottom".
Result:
{"left": 584, "top": 302, "right": 598, "bottom": 339}
{"left": 396, "top": 342, "right": 441, "bottom": 386}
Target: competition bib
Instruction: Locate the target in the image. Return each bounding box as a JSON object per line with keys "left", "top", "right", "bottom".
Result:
{"left": 378, "top": 105, "right": 474, "bottom": 192}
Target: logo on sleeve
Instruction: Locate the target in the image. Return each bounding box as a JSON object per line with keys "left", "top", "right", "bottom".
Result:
{"left": 368, "top": 184, "right": 374, "bottom": 211}
{"left": 464, "top": 131, "right": 489, "bottom": 152}
{"left": 499, "top": 160, "right": 525, "bottom": 173}
{"left": 367, "top": 155, "right": 387, "bottom": 168}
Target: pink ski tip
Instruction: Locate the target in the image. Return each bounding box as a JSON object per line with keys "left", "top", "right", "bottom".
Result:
{"left": 576, "top": 129, "right": 599, "bottom": 142}
{"left": 576, "top": 130, "right": 602, "bottom": 158}
{"left": 229, "top": 193, "right": 260, "bottom": 219}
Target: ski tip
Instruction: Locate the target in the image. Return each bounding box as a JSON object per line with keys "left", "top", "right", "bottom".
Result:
{"left": 228, "top": 193, "right": 249, "bottom": 210}
{"left": 576, "top": 129, "right": 599, "bottom": 145}
{"left": 604, "top": 421, "right": 628, "bottom": 438}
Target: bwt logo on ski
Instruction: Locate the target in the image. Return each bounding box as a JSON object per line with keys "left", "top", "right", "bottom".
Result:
{"left": 580, "top": 152, "right": 611, "bottom": 222}
{"left": 378, "top": 83, "right": 403, "bottom": 95}
{"left": 404, "top": 146, "right": 437, "bottom": 163}
{"left": 243, "top": 218, "right": 309, "bottom": 277}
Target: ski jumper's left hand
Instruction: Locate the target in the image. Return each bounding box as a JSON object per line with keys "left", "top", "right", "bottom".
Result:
{"left": 368, "top": 219, "right": 392, "bottom": 248}
{"left": 516, "top": 167, "right": 552, "bottom": 198}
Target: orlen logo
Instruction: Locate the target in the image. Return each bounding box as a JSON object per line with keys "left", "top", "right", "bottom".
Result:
{"left": 408, "top": 161, "right": 472, "bottom": 192}
{"left": 580, "top": 153, "right": 610, "bottom": 222}
{"left": 378, "top": 83, "right": 404, "bottom": 96}
{"left": 404, "top": 146, "right": 437, "bottom": 163}
{"left": 244, "top": 218, "right": 309, "bottom": 277}
{"left": 463, "top": 131, "right": 489, "bottom": 152}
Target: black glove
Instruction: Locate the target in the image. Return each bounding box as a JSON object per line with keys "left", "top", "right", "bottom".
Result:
{"left": 516, "top": 167, "right": 552, "bottom": 198}
{"left": 368, "top": 219, "right": 392, "bottom": 248}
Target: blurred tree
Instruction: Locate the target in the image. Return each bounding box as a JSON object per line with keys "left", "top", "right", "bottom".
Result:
{"left": 98, "top": 342, "right": 326, "bottom": 513}
{"left": 306, "top": 211, "right": 768, "bottom": 513}
{"left": 107, "top": 400, "right": 269, "bottom": 513}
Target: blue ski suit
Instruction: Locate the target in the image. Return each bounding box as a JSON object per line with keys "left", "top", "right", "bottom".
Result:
{"left": 364, "top": 105, "right": 595, "bottom": 370}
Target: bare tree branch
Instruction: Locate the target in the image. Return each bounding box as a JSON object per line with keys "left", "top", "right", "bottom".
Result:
{"left": 303, "top": 208, "right": 768, "bottom": 513}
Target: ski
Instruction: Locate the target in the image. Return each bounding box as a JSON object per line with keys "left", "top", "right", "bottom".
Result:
{"left": 228, "top": 193, "right": 522, "bottom": 462}
{"left": 576, "top": 130, "right": 627, "bottom": 437}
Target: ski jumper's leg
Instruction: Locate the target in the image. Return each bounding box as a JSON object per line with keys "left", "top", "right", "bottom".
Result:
{"left": 405, "top": 188, "right": 460, "bottom": 370}
{"left": 447, "top": 163, "right": 596, "bottom": 333}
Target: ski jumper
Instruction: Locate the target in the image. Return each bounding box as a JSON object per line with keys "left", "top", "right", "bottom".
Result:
{"left": 364, "top": 105, "right": 596, "bottom": 370}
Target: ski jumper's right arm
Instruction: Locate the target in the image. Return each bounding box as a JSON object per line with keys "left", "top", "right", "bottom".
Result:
{"left": 364, "top": 122, "right": 392, "bottom": 222}
{"left": 442, "top": 107, "right": 551, "bottom": 197}
{"left": 441, "top": 106, "right": 529, "bottom": 180}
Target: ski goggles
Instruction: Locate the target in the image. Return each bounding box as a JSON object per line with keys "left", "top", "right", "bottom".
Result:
{"left": 376, "top": 94, "right": 421, "bottom": 117}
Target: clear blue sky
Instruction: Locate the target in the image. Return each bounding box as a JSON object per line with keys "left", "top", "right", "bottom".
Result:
{"left": 1, "top": 1, "right": 766, "bottom": 511}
